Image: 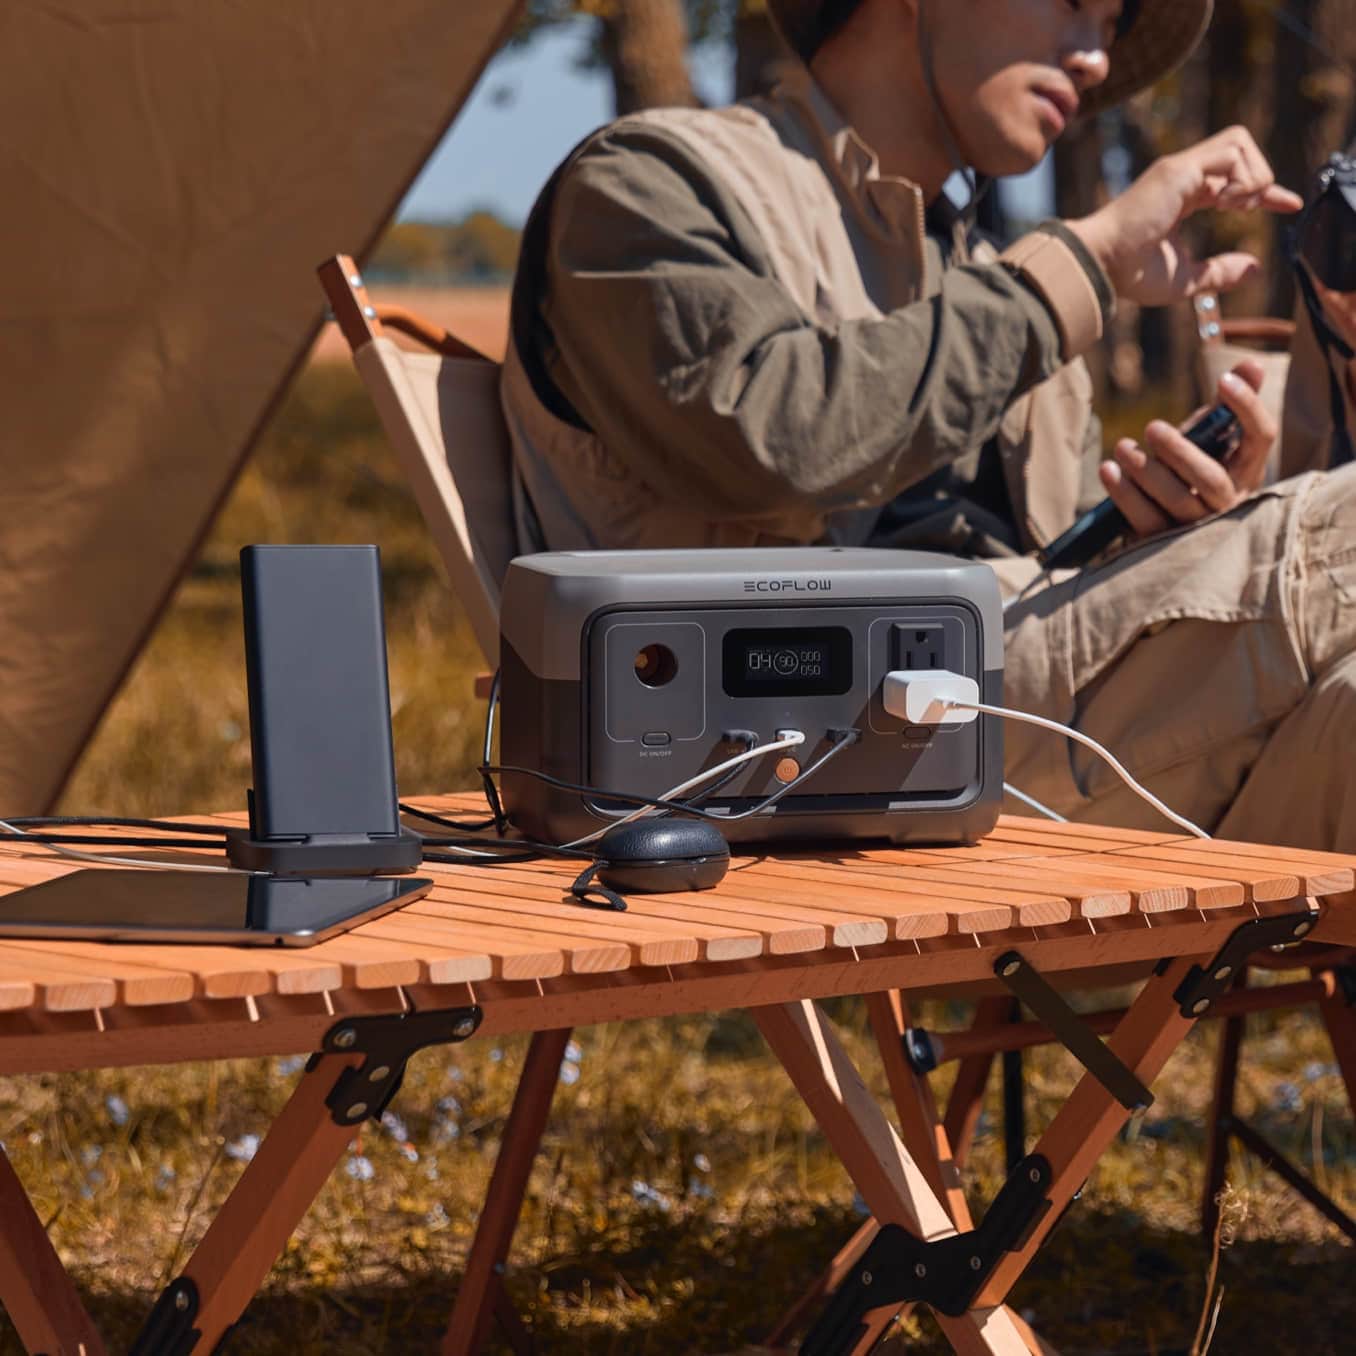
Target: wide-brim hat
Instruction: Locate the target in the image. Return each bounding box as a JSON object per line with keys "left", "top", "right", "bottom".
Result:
{"left": 768, "top": 0, "right": 1213, "bottom": 117}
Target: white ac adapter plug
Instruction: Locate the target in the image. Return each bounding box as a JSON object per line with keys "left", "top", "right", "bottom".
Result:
{"left": 881, "top": 670, "right": 980, "bottom": 725}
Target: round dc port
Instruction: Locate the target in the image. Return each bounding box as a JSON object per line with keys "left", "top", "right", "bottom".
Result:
{"left": 634, "top": 643, "right": 678, "bottom": 688}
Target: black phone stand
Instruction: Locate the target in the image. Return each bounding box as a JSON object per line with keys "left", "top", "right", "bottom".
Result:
{"left": 224, "top": 807, "right": 423, "bottom": 876}
{"left": 224, "top": 545, "right": 423, "bottom": 877}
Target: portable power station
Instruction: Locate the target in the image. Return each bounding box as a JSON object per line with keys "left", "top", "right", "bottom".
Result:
{"left": 498, "top": 548, "right": 1004, "bottom": 845}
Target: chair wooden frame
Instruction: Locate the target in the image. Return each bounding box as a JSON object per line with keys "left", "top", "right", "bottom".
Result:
{"left": 317, "top": 254, "right": 513, "bottom": 669}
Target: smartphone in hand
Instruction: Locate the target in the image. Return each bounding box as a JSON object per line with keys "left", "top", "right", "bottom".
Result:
{"left": 1038, "top": 404, "right": 1243, "bottom": 571}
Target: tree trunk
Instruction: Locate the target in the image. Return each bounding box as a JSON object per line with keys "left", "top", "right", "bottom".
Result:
{"left": 1053, "top": 117, "right": 1103, "bottom": 220}
{"left": 598, "top": 0, "right": 699, "bottom": 115}
{"left": 1053, "top": 117, "right": 1109, "bottom": 394}
{"left": 1261, "top": 0, "right": 1356, "bottom": 315}
{"left": 1203, "top": 0, "right": 1268, "bottom": 318}
{"left": 734, "top": 6, "right": 792, "bottom": 99}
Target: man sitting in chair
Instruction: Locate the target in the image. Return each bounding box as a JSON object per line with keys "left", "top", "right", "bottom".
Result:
{"left": 502, "top": 0, "right": 1356, "bottom": 852}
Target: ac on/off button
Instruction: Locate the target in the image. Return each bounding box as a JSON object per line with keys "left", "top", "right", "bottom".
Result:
{"left": 641, "top": 732, "right": 672, "bottom": 747}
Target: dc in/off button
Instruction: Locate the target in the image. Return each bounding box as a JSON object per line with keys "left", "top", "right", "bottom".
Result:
{"left": 641, "top": 732, "right": 671, "bottom": 747}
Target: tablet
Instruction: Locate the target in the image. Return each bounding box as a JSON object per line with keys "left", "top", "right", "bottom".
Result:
{"left": 0, "top": 870, "right": 433, "bottom": 946}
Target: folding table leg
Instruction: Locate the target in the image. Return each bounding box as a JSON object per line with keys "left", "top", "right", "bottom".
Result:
{"left": 974, "top": 957, "right": 1200, "bottom": 1309}
{"left": 944, "top": 995, "right": 1010, "bottom": 1168}
{"left": 1201, "top": 1010, "right": 1244, "bottom": 1241}
{"left": 442, "top": 1026, "right": 572, "bottom": 1356}
{"left": 755, "top": 999, "right": 1032, "bottom": 1355}
{"left": 0, "top": 1143, "right": 107, "bottom": 1356}
{"left": 128, "top": 1000, "right": 485, "bottom": 1353}
{"left": 868, "top": 994, "right": 1058, "bottom": 1355}
{"left": 867, "top": 991, "right": 972, "bottom": 1228}
{"left": 765, "top": 992, "right": 1033, "bottom": 1352}
{"left": 147, "top": 1051, "right": 365, "bottom": 1351}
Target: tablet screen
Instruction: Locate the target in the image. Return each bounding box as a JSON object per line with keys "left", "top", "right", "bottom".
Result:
{"left": 0, "top": 870, "right": 432, "bottom": 945}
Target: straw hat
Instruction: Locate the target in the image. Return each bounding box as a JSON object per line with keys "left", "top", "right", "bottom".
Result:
{"left": 767, "top": 0, "right": 1213, "bottom": 116}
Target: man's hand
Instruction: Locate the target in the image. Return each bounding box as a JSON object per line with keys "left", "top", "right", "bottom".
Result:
{"left": 1098, "top": 359, "right": 1276, "bottom": 536}
{"left": 1068, "top": 127, "right": 1303, "bottom": 307}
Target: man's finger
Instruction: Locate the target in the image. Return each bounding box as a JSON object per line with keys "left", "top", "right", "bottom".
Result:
{"left": 1131, "top": 427, "right": 1222, "bottom": 517}
{"left": 1259, "top": 183, "right": 1304, "bottom": 213}
{"left": 1182, "top": 251, "right": 1260, "bottom": 297}
{"left": 1223, "top": 357, "right": 1266, "bottom": 393}
{"left": 1100, "top": 457, "right": 1173, "bottom": 537}
{"left": 1217, "top": 367, "right": 1277, "bottom": 487}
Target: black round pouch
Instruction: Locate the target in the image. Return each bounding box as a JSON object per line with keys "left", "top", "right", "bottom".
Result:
{"left": 570, "top": 820, "right": 731, "bottom": 909}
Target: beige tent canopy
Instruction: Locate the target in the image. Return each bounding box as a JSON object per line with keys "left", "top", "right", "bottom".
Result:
{"left": 0, "top": 0, "right": 523, "bottom": 813}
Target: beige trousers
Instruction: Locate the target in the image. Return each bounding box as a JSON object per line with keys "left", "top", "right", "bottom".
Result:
{"left": 997, "top": 466, "right": 1356, "bottom": 852}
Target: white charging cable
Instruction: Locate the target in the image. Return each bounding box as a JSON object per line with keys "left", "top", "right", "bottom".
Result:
{"left": 882, "top": 671, "right": 1210, "bottom": 840}
{"left": 1002, "top": 781, "right": 1068, "bottom": 822}
{"left": 563, "top": 729, "right": 807, "bottom": 849}
{"left": 0, "top": 817, "right": 260, "bottom": 873}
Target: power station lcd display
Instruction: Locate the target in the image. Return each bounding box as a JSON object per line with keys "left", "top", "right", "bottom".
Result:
{"left": 722, "top": 626, "right": 853, "bottom": 697}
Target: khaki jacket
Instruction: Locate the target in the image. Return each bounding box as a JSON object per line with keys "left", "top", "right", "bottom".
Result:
{"left": 503, "top": 72, "right": 1114, "bottom": 555}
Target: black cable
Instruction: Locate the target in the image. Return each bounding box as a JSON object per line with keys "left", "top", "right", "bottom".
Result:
{"left": 9, "top": 834, "right": 229, "bottom": 850}
{"left": 681, "top": 732, "right": 759, "bottom": 807}
{"left": 417, "top": 834, "right": 593, "bottom": 861}
{"left": 5, "top": 816, "right": 229, "bottom": 836}
{"left": 481, "top": 728, "right": 861, "bottom": 826}
{"left": 478, "top": 670, "right": 509, "bottom": 834}
{"left": 399, "top": 671, "right": 508, "bottom": 835}
{"left": 399, "top": 802, "right": 499, "bottom": 833}
{"left": 421, "top": 842, "right": 593, "bottom": 866}
{"left": 713, "top": 729, "right": 860, "bottom": 820}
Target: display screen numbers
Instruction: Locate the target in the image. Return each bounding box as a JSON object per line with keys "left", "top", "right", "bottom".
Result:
{"left": 722, "top": 626, "right": 852, "bottom": 697}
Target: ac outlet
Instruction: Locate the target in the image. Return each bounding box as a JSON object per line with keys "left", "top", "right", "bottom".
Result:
{"left": 891, "top": 622, "right": 946, "bottom": 672}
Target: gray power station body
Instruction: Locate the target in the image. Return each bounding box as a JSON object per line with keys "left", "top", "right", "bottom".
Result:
{"left": 499, "top": 548, "right": 1004, "bottom": 846}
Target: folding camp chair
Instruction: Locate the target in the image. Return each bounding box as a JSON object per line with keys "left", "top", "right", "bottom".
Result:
{"left": 317, "top": 255, "right": 515, "bottom": 669}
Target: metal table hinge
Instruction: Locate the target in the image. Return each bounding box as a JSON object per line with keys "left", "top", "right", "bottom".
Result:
{"left": 800, "top": 1154, "right": 1053, "bottom": 1354}
{"left": 1173, "top": 906, "right": 1321, "bottom": 1019}
{"left": 308, "top": 1003, "right": 483, "bottom": 1126}
{"left": 994, "top": 950, "right": 1153, "bottom": 1112}
{"left": 901, "top": 1026, "right": 940, "bottom": 1074}
{"left": 129, "top": 1277, "right": 201, "bottom": 1356}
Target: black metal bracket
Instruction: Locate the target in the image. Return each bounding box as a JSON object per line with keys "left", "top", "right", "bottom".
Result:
{"left": 800, "top": 1154, "right": 1053, "bottom": 1354}
{"left": 994, "top": 950, "right": 1153, "bottom": 1112}
{"left": 307, "top": 1003, "right": 483, "bottom": 1126}
{"left": 1173, "top": 907, "right": 1321, "bottom": 1019}
{"left": 129, "top": 1277, "right": 201, "bottom": 1356}
{"left": 901, "top": 1026, "right": 939, "bottom": 1074}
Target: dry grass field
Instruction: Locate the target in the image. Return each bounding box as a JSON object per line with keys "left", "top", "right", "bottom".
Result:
{"left": 1, "top": 342, "right": 1352, "bottom": 1354}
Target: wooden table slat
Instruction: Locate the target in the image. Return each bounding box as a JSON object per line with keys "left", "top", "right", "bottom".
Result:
{"left": 467, "top": 860, "right": 886, "bottom": 950}
{"left": 0, "top": 798, "right": 1353, "bottom": 1047}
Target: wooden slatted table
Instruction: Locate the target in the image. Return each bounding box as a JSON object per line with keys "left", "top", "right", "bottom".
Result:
{"left": 1, "top": 797, "right": 1354, "bottom": 1356}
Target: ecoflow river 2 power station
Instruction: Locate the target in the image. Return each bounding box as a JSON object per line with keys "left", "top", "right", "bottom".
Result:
{"left": 498, "top": 549, "right": 1004, "bottom": 845}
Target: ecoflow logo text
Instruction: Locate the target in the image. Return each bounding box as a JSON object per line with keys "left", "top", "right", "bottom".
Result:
{"left": 742, "top": 579, "right": 833, "bottom": 593}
